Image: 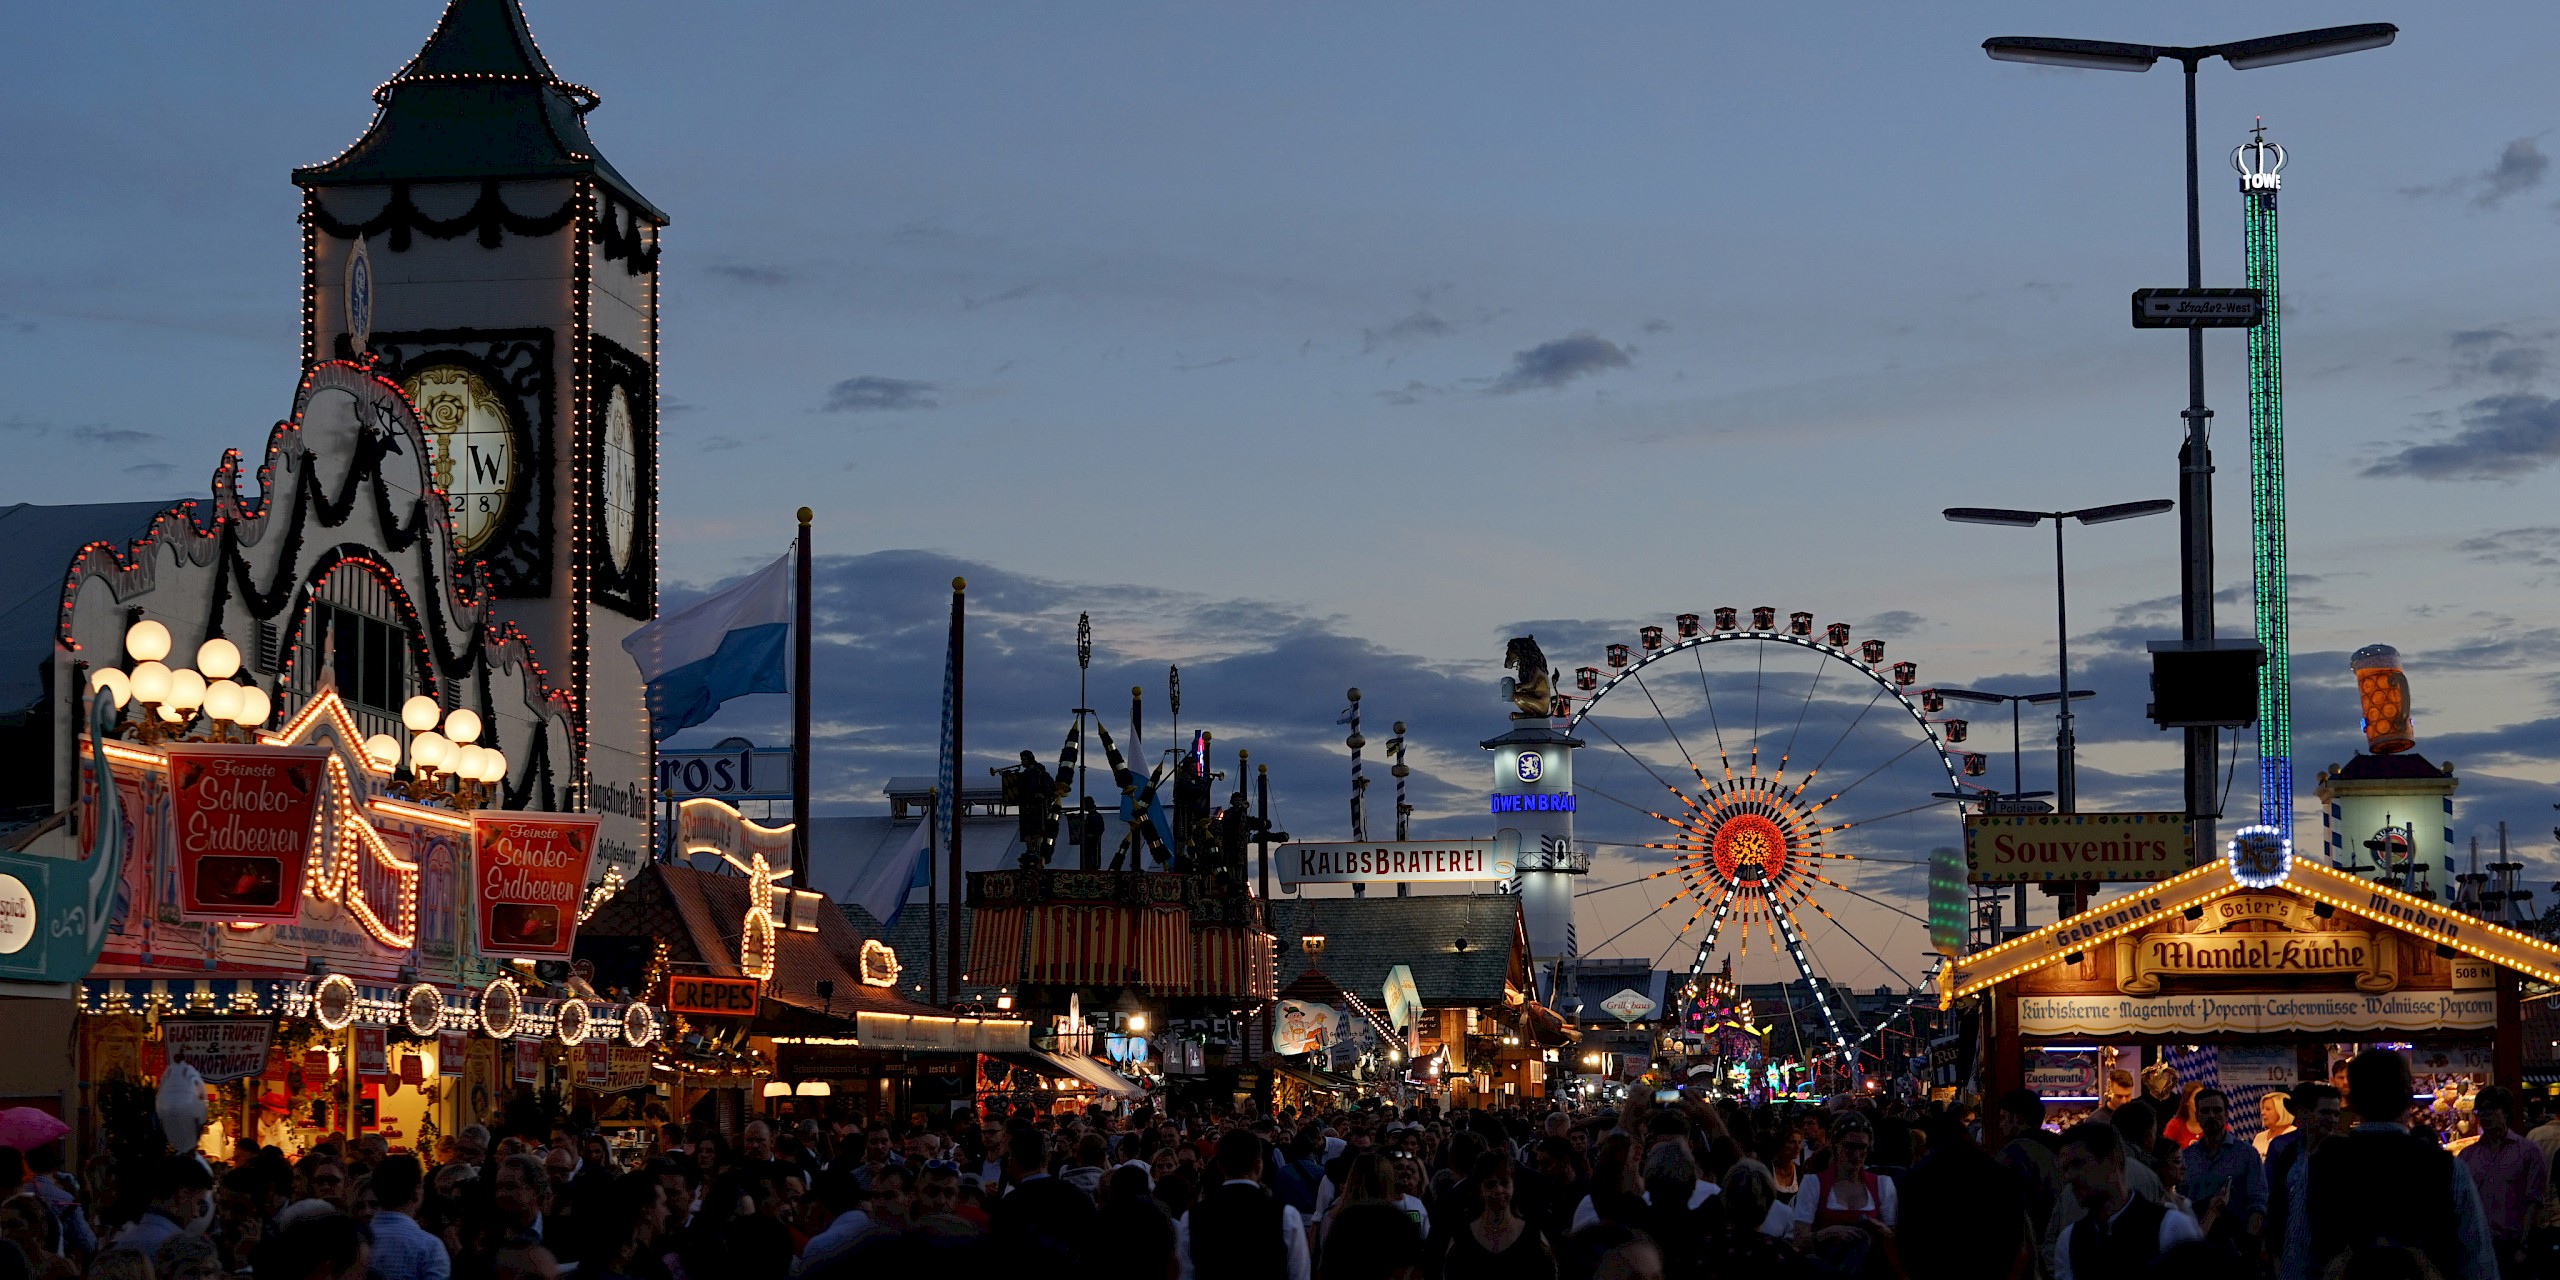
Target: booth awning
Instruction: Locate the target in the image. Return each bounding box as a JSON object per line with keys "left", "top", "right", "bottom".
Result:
{"left": 1003, "top": 1050, "right": 1145, "bottom": 1098}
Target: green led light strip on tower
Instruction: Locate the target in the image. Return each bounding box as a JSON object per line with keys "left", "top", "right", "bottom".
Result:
{"left": 2239, "top": 122, "right": 2292, "bottom": 836}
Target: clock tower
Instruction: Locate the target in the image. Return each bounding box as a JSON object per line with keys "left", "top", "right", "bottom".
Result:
{"left": 295, "top": 0, "right": 663, "bottom": 874}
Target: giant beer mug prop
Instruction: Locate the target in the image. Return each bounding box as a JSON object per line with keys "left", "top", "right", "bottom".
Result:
{"left": 2351, "top": 644, "right": 2415, "bottom": 755}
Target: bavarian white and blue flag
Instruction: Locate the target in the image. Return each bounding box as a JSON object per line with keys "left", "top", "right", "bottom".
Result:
{"left": 621, "top": 552, "right": 791, "bottom": 740}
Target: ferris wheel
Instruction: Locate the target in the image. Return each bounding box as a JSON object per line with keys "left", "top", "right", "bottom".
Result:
{"left": 1563, "top": 607, "right": 1984, "bottom": 1060}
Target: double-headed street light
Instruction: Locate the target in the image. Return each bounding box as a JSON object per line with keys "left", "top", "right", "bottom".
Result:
{"left": 1945, "top": 500, "right": 2173, "bottom": 818}
{"left": 1933, "top": 685, "right": 2092, "bottom": 929}
{"left": 1983, "top": 24, "right": 2394, "bottom": 856}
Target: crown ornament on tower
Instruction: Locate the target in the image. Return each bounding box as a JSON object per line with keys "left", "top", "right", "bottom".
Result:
{"left": 2234, "top": 118, "right": 2286, "bottom": 192}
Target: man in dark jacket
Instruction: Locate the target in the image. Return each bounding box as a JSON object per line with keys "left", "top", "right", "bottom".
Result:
{"left": 2301, "top": 1049, "right": 2495, "bottom": 1280}
{"left": 1177, "top": 1129, "right": 1308, "bottom": 1280}
{"left": 990, "top": 1128, "right": 1097, "bottom": 1278}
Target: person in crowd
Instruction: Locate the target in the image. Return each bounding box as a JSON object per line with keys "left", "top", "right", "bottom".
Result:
{"left": 2180, "top": 1086, "right": 2266, "bottom": 1247}
{"left": 795, "top": 1173, "right": 871, "bottom": 1272}
{"left": 108, "top": 1155, "right": 212, "bottom": 1257}
{"left": 2302, "top": 1050, "right": 2496, "bottom": 1280}
{"left": 1790, "top": 1111, "right": 1893, "bottom": 1238}
{"left": 2163, "top": 1083, "right": 2206, "bottom": 1147}
{"left": 268, "top": 1212, "right": 370, "bottom": 1280}
{"left": 491, "top": 1153, "right": 556, "bottom": 1254}
{"left": 2051, "top": 1121, "right": 2202, "bottom": 1280}
{"left": 2268, "top": 1081, "right": 2341, "bottom": 1279}
{"left": 1556, "top": 1222, "right": 1663, "bottom": 1280}
{"left": 1441, "top": 1150, "right": 1555, "bottom": 1280}
{"left": 1323, "top": 1202, "right": 1425, "bottom": 1280}
{"left": 86, "top": 1247, "right": 154, "bottom": 1280}
{"left": 155, "top": 1231, "right": 224, "bottom": 1280}
{"left": 368, "top": 1154, "right": 449, "bottom": 1280}
{"left": 2254, "top": 1092, "right": 2296, "bottom": 1160}
{"left": 1989, "top": 1088, "right": 2060, "bottom": 1242}
{"left": 2453, "top": 1084, "right": 2542, "bottom": 1275}
{"left": 1895, "top": 1113, "right": 2028, "bottom": 1280}
{"left": 1175, "top": 1129, "right": 1308, "bottom": 1280}
{"left": 989, "top": 1128, "right": 1096, "bottom": 1274}
{"left": 0, "top": 1196, "right": 76, "bottom": 1280}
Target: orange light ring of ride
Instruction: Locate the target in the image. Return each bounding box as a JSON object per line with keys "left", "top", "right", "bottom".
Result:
{"left": 1683, "top": 780, "right": 1816, "bottom": 898}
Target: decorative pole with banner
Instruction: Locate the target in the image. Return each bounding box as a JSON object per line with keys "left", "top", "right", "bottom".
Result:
{"left": 792, "top": 508, "right": 813, "bottom": 882}
{"left": 943, "top": 577, "right": 966, "bottom": 1003}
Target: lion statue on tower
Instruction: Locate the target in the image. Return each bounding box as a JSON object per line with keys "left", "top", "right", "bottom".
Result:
{"left": 1502, "top": 636, "right": 1554, "bottom": 720}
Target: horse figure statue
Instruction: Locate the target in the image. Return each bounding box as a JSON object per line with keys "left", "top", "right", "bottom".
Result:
{"left": 1502, "top": 636, "right": 1554, "bottom": 720}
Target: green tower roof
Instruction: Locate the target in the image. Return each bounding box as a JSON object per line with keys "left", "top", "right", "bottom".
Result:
{"left": 293, "top": 0, "right": 665, "bottom": 223}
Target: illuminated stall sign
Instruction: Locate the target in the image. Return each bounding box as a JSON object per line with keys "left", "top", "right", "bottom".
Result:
{"left": 1489, "top": 793, "right": 1575, "bottom": 814}
{"left": 471, "top": 812, "right": 599, "bottom": 958}
{"left": 1277, "top": 840, "right": 1507, "bottom": 888}
{"left": 161, "top": 1019, "right": 277, "bottom": 1084}
{"left": 1963, "top": 812, "right": 2194, "bottom": 884}
{"left": 664, "top": 974, "right": 761, "bottom": 1018}
{"left": 165, "top": 744, "right": 329, "bottom": 922}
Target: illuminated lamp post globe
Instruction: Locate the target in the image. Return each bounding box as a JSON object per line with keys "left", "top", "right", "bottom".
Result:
{"left": 93, "top": 620, "right": 273, "bottom": 744}
{"left": 394, "top": 695, "right": 508, "bottom": 808}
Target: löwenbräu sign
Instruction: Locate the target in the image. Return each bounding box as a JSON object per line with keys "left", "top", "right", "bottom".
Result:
{"left": 470, "top": 812, "right": 599, "bottom": 958}
{"left": 165, "top": 745, "right": 329, "bottom": 923}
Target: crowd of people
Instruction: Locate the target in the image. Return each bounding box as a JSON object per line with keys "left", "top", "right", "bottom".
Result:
{"left": 0, "top": 1046, "right": 2542, "bottom": 1280}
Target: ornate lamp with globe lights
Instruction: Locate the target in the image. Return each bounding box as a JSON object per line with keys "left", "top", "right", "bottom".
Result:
{"left": 386, "top": 695, "right": 508, "bottom": 809}
{"left": 90, "top": 619, "right": 274, "bottom": 745}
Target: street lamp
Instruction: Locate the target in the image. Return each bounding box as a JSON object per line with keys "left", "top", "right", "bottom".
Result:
{"left": 1944, "top": 500, "right": 2172, "bottom": 818}
{"left": 1983, "top": 24, "right": 2393, "bottom": 857}
{"left": 1933, "top": 685, "right": 2092, "bottom": 929}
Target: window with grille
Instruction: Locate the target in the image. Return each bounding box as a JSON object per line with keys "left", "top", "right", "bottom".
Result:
{"left": 317, "top": 603, "right": 410, "bottom": 716}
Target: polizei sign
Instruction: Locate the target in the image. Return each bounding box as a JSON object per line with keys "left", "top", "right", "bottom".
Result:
{"left": 1276, "top": 840, "right": 1508, "bottom": 889}
{"left": 1963, "top": 812, "right": 2195, "bottom": 884}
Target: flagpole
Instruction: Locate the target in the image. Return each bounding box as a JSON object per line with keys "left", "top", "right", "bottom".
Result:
{"left": 791, "top": 508, "right": 813, "bottom": 884}
{"left": 926, "top": 785, "right": 940, "bottom": 1008}
{"left": 947, "top": 577, "right": 966, "bottom": 1006}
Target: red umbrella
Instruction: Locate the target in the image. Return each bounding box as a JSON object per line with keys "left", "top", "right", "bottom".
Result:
{"left": 0, "top": 1108, "right": 67, "bottom": 1152}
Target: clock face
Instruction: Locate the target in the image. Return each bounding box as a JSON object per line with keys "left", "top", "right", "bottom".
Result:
{"left": 403, "top": 364, "right": 516, "bottom": 554}
{"left": 603, "top": 387, "right": 638, "bottom": 573}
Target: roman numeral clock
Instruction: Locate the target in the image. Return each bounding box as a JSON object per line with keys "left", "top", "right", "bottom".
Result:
{"left": 290, "top": 0, "right": 666, "bottom": 874}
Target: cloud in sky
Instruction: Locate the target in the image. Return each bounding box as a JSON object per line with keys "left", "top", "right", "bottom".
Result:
{"left": 2366, "top": 392, "right": 2560, "bottom": 480}
{"left": 1487, "top": 333, "right": 1631, "bottom": 394}
{"left": 821, "top": 376, "right": 941, "bottom": 414}
{"left": 705, "top": 264, "right": 790, "bottom": 286}
{"left": 1362, "top": 310, "right": 1453, "bottom": 354}
{"left": 2476, "top": 138, "right": 2548, "bottom": 207}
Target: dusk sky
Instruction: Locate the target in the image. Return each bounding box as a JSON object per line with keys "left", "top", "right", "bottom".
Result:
{"left": 11, "top": 3, "right": 2560, "bottom": 991}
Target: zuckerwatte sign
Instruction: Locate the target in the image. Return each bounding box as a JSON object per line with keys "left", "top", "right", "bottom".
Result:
{"left": 1963, "top": 812, "right": 2195, "bottom": 884}
{"left": 1276, "top": 840, "right": 1509, "bottom": 889}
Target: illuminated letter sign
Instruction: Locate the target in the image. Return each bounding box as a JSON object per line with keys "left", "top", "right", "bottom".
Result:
{"left": 165, "top": 744, "right": 330, "bottom": 923}
{"left": 664, "top": 974, "right": 762, "bottom": 1018}
{"left": 1489, "top": 793, "right": 1575, "bottom": 814}
{"left": 470, "top": 812, "right": 600, "bottom": 959}
{"left": 1278, "top": 840, "right": 1510, "bottom": 888}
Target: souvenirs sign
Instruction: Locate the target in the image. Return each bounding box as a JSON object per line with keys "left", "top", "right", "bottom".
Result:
{"left": 471, "top": 812, "right": 599, "bottom": 958}
{"left": 1964, "top": 812, "right": 2194, "bottom": 884}
{"left": 165, "top": 745, "right": 329, "bottom": 922}
{"left": 161, "top": 1019, "right": 276, "bottom": 1084}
